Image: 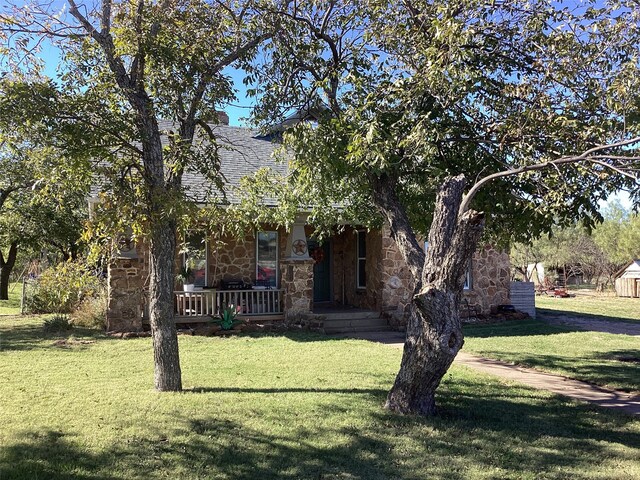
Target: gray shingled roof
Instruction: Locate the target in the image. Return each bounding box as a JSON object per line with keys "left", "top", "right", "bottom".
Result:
{"left": 91, "top": 121, "right": 287, "bottom": 205}
{"left": 170, "top": 122, "right": 286, "bottom": 204}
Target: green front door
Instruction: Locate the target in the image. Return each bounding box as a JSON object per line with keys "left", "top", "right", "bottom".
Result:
{"left": 311, "top": 241, "right": 331, "bottom": 303}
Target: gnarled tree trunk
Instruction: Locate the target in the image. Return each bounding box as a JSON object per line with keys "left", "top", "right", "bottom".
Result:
{"left": 373, "top": 175, "right": 484, "bottom": 415}
{"left": 0, "top": 241, "right": 18, "bottom": 301}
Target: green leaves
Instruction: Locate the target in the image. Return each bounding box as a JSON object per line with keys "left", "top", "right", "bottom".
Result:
{"left": 251, "top": 0, "right": 639, "bottom": 244}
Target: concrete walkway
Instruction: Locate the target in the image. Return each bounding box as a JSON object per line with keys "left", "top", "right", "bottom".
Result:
{"left": 334, "top": 331, "right": 640, "bottom": 416}
{"left": 538, "top": 312, "right": 640, "bottom": 336}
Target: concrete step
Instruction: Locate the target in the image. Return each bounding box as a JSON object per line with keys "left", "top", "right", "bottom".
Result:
{"left": 321, "top": 310, "right": 381, "bottom": 321}
{"left": 323, "top": 317, "right": 389, "bottom": 329}
{"left": 324, "top": 324, "right": 394, "bottom": 334}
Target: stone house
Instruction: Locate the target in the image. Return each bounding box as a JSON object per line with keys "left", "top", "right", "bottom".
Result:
{"left": 104, "top": 120, "right": 510, "bottom": 332}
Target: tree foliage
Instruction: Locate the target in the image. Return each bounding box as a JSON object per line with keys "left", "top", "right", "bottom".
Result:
{"left": 0, "top": 137, "right": 87, "bottom": 298}
{"left": 512, "top": 201, "right": 640, "bottom": 288}
{"left": 246, "top": 0, "right": 640, "bottom": 415}
{"left": 0, "top": 0, "right": 276, "bottom": 391}
{"left": 249, "top": 0, "right": 639, "bottom": 243}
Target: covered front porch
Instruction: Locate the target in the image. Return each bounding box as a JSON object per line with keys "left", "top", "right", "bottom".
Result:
{"left": 106, "top": 217, "right": 407, "bottom": 332}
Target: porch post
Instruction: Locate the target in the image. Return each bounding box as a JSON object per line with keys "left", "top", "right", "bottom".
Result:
{"left": 280, "top": 215, "right": 314, "bottom": 322}
{"left": 106, "top": 243, "right": 148, "bottom": 332}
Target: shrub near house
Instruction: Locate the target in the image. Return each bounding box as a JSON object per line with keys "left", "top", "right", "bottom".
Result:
{"left": 26, "top": 261, "right": 105, "bottom": 318}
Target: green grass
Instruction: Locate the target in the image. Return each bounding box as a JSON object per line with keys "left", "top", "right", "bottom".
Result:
{"left": 1, "top": 316, "right": 639, "bottom": 479}
{"left": 536, "top": 293, "right": 640, "bottom": 323}
{"left": 0, "top": 282, "right": 22, "bottom": 315}
{"left": 464, "top": 319, "right": 640, "bottom": 393}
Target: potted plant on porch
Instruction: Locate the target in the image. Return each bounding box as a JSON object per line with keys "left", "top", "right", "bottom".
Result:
{"left": 176, "top": 264, "right": 195, "bottom": 292}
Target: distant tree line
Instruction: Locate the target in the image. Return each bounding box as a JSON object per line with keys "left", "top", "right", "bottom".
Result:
{"left": 512, "top": 202, "right": 640, "bottom": 289}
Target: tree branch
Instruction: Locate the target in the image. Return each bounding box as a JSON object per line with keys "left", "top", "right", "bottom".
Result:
{"left": 370, "top": 173, "right": 425, "bottom": 280}
{"left": 459, "top": 136, "right": 640, "bottom": 215}
{"left": 68, "top": 0, "right": 134, "bottom": 96}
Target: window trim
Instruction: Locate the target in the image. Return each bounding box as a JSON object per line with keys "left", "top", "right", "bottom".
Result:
{"left": 256, "top": 230, "right": 279, "bottom": 287}
{"left": 464, "top": 261, "right": 472, "bottom": 290}
{"left": 356, "top": 230, "right": 366, "bottom": 290}
{"left": 183, "top": 231, "right": 208, "bottom": 287}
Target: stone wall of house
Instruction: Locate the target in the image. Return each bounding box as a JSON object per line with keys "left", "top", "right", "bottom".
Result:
{"left": 377, "top": 232, "right": 511, "bottom": 325}
{"left": 107, "top": 226, "right": 299, "bottom": 331}
{"left": 379, "top": 225, "right": 415, "bottom": 326}
{"left": 107, "top": 248, "right": 148, "bottom": 332}
{"left": 464, "top": 246, "right": 511, "bottom": 314}
{"left": 280, "top": 258, "right": 314, "bottom": 322}
{"left": 105, "top": 223, "right": 510, "bottom": 332}
{"left": 207, "top": 234, "right": 256, "bottom": 286}
{"left": 172, "top": 225, "right": 288, "bottom": 288}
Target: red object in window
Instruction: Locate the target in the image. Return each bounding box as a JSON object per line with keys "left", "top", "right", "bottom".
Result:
{"left": 257, "top": 265, "right": 276, "bottom": 282}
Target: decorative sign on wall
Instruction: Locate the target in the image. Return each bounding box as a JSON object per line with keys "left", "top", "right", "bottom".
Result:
{"left": 116, "top": 231, "right": 138, "bottom": 259}
{"left": 285, "top": 220, "right": 310, "bottom": 260}
{"left": 292, "top": 239, "right": 308, "bottom": 256}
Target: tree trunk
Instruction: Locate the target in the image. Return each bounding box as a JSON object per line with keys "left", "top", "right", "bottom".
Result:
{"left": 0, "top": 242, "right": 18, "bottom": 301}
{"left": 148, "top": 217, "right": 182, "bottom": 392}
{"left": 141, "top": 112, "right": 183, "bottom": 392}
{"left": 373, "top": 175, "right": 485, "bottom": 416}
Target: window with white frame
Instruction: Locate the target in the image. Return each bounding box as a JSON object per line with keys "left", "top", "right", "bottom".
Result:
{"left": 464, "top": 261, "right": 472, "bottom": 290}
{"left": 356, "top": 230, "right": 366, "bottom": 289}
{"left": 256, "top": 231, "right": 278, "bottom": 287}
{"left": 183, "top": 231, "right": 208, "bottom": 287}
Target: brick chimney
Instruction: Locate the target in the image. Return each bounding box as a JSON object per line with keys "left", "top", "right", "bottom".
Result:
{"left": 217, "top": 111, "right": 229, "bottom": 125}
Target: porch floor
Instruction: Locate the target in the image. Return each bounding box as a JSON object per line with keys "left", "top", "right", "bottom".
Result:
{"left": 144, "top": 313, "right": 285, "bottom": 325}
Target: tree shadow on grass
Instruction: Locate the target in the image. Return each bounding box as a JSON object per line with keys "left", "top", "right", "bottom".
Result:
{"left": 0, "top": 320, "right": 110, "bottom": 352}
{"left": 0, "top": 430, "right": 114, "bottom": 480}
{"left": 537, "top": 307, "right": 639, "bottom": 325}
{"left": 3, "top": 378, "right": 638, "bottom": 479}
{"left": 464, "top": 351, "right": 640, "bottom": 393}
{"left": 187, "top": 386, "right": 388, "bottom": 396}
{"left": 594, "top": 349, "right": 640, "bottom": 364}
{"left": 247, "top": 330, "right": 349, "bottom": 343}
{"left": 464, "top": 319, "right": 579, "bottom": 338}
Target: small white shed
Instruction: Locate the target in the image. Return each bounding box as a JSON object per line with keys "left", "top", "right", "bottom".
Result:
{"left": 614, "top": 260, "right": 640, "bottom": 298}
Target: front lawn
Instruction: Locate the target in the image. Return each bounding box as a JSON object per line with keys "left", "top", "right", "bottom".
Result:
{"left": 464, "top": 319, "right": 640, "bottom": 392}
{"left": 536, "top": 293, "right": 640, "bottom": 322}
{"left": 1, "top": 316, "right": 638, "bottom": 480}
{"left": 0, "top": 282, "right": 21, "bottom": 315}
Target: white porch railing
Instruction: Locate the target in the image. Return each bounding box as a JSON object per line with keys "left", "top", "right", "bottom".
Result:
{"left": 174, "top": 289, "right": 284, "bottom": 317}
{"left": 217, "top": 289, "right": 283, "bottom": 316}
{"left": 174, "top": 290, "right": 217, "bottom": 317}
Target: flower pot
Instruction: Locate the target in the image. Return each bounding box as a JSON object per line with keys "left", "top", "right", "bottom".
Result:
{"left": 183, "top": 284, "right": 195, "bottom": 292}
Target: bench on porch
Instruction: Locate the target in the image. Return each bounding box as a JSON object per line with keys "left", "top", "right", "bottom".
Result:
{"left": 174, "top": 288, "right": 285, "bottom": 323}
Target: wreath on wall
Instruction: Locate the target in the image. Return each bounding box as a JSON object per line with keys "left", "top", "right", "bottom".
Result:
{"left": 310, "top": 246, "right": 325, "bottom": 264}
